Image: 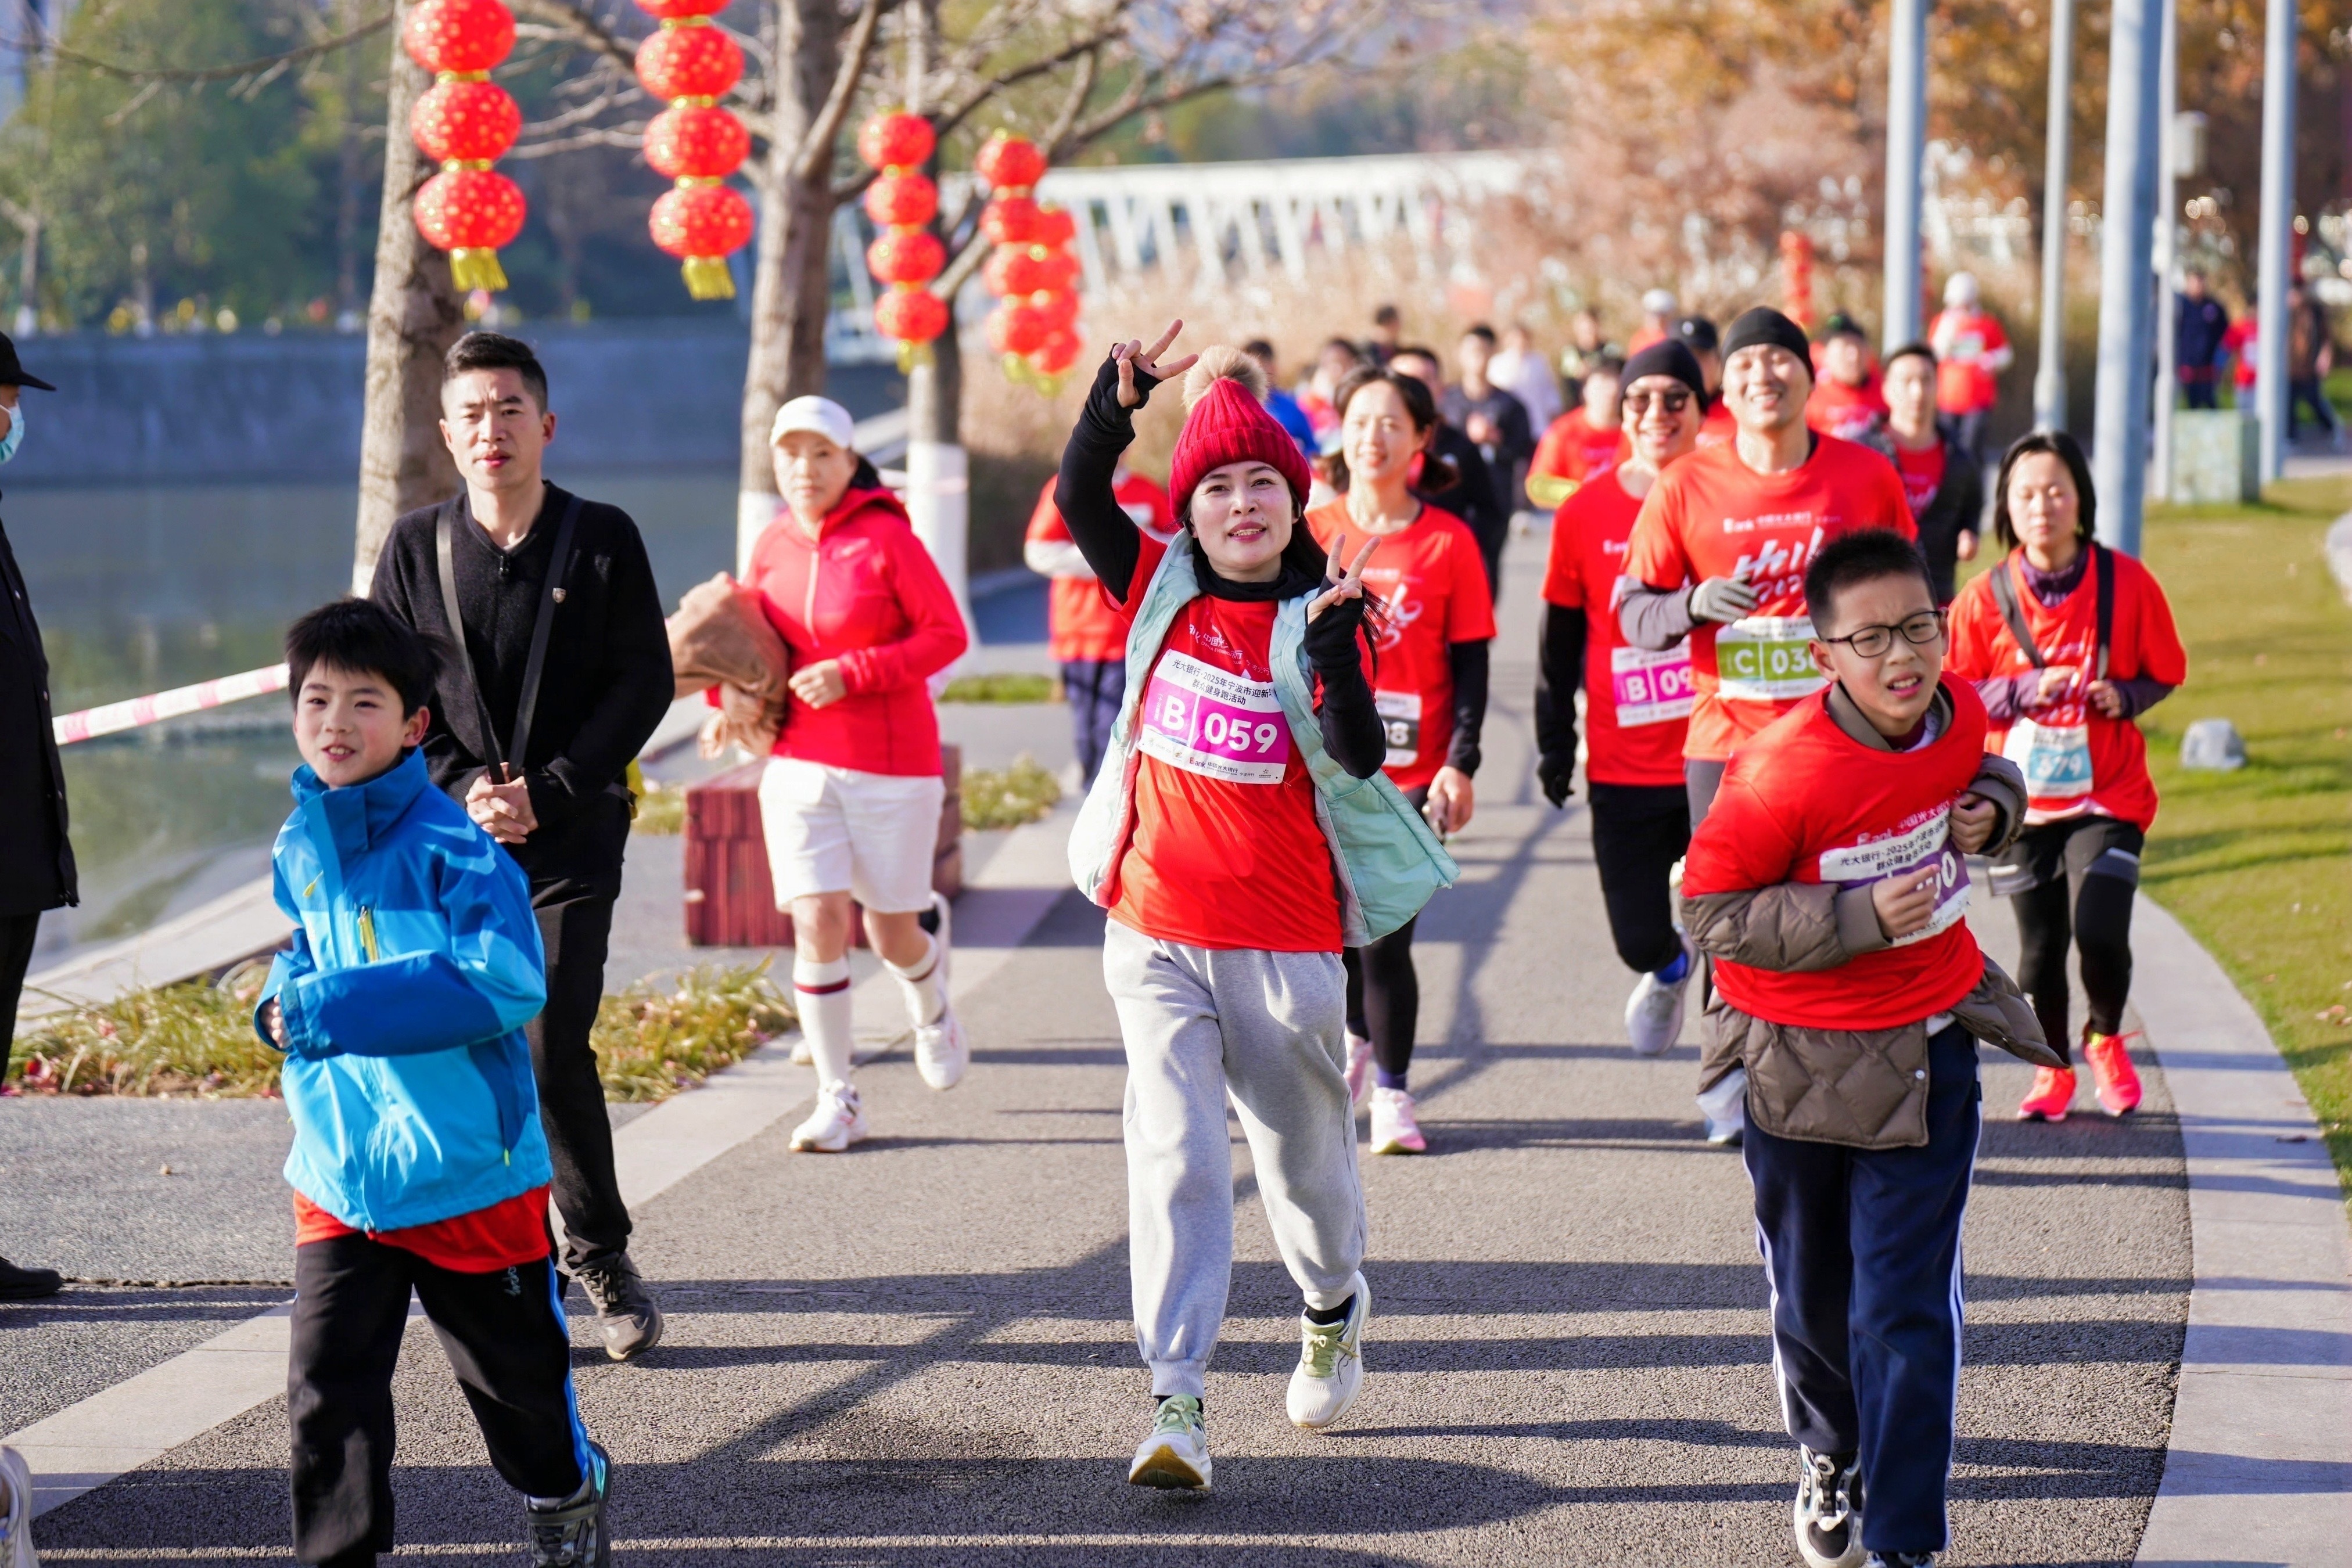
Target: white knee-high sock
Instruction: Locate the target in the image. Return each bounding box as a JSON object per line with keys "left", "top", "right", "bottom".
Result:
{"left": 793, "top": 956, "right": 855, "bottom": 1086}
{"left": 884, "top": 933, "right": 946, "bottom": 1027}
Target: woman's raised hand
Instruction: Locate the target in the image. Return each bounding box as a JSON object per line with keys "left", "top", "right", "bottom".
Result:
{"left": 1113, "top": 319, "right": 1200, "bottom": 409}
{"left": 1307, "top": 533, "right": 1381, "bottom": 623}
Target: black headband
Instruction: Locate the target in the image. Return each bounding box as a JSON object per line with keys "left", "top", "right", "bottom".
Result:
{"left": 1622, "top": 340, "right": 1707, "bottom": 400}
{"left": 1721, "top": 307, "right": 1814, "bottom": 369}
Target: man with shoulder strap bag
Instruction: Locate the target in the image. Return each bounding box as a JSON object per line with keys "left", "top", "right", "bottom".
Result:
{"left": 369, "top": 332, "right": 675, "bottom": 1360}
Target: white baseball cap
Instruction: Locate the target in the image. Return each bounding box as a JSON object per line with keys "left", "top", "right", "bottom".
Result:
{"left": 1640, "top": 287, "right": 1678, "bottom": 316}
{"left": 771, "top": 394, "right": 856, "bottom": 449}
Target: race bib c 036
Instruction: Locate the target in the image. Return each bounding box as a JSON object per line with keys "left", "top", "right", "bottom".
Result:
{"left": 1815, "top": 805, "right": 1972, "bottom": 948}
{"left": 1137, "top": 650, "right": 1292, "bottom": 785}
{"left": 1610, "top": 643, "right": 1696, "bottom": 727}
{"left": 1375, "top": 690, "right": 1421, "bottom": 768}
{"left": 1715, "top": 614, "right": 1827, "bottom": 703}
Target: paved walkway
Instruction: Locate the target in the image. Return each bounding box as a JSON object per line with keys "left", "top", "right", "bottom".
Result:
{"left": 9, "top": 545, "right": 2213, "bottom": 1564}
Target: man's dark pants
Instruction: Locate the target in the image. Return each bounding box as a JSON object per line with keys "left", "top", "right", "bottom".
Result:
{"left": 1061, "top": 659, "right": 1125, "bottom": 784}
{"left": 1, "top": 911, "right": 37, "bottom": 1073}
{"left": 1744, "top": 1022, "right": 1983, "bottom": 1556}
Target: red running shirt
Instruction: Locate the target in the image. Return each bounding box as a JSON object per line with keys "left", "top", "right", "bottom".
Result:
{"left": 294, "top": 1186, "right": 551, "bottom": 1274}
{"left": 1696, "top": 401, "right": 1737, "bottom": 449}
{"left": 1928, "top": 308, "right": 2009, "bottom": 414}
{"left": 1025, "top": 472, "right": 1174, "bottom": 664}
{"left": 1530, "top": 409, "right": 1627, "bottom": 500}
{"left": 1682, "top": 676, "right": 1991, "bottom": 1030}
{"left": 1893, "top": 442, "right": 1946, "bottom": 520}
{"left": 1103, "top": 534, "right": 1344, "bottom": 953}
{"left": 1806, "top": 375, "right": 1887, "bottom": 442}
{"left": 1305, "top": 500, "right": 1496, "bottom": 792}
{"left": 1622, "top": 436, "right": 1915, "bottom": 763}
{"left": 1945, "top": 546, "right": 2188, "bottom": 830}
{"left": 1542, "top": 470, "right": 1693, "bottom": 788}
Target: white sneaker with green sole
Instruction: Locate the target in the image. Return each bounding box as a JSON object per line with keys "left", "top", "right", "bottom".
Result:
{"left": 1287, "top": 1274, "right": 1370, "bottom": 1429}
{"left": 1127, "top": 1394, "right": 1211, "bottom": 1490}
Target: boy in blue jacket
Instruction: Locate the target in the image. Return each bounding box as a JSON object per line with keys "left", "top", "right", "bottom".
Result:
{"left": 257, "top": 599, "right": 612, "bottom": 1567}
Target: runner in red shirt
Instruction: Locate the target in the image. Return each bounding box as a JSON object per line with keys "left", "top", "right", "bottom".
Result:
{"left": 1805, "top": 313, "right": 1888, "bottom": 443}
{"left": 1881, "top": 342, "right": 1984, "bottom": 605}
{"left": 1305, "top": 365, "right": 1496, "bottom": 1155}
{"left": 1025, "top": 467, "right": 1173, "bottom": 782}
{"left": 1946, "top": 430, "right": 2186, "bottom": 1125}
{"left": 1926, "top": 271, "right": 2012, "bottom": 465}
{"left": 1674, "top": 316, "right": 1739, "bottom": 449}
{"left": 1538, "top": 338, "right": 1706, "bottom": 1059}
{"left": 1527, "top": 358, "right": 1625, "bottom": 508}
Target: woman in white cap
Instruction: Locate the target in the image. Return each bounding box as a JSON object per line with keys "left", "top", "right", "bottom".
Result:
{"left": 746, "top": 395, "right": 971, "bottom": 1151}
{"left": 1927, "top": 270, "right": 2013, "bottom": 467}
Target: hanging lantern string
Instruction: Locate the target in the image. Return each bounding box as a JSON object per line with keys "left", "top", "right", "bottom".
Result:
{"left": 636, "top": 2, "right": 753, "bottom": 300}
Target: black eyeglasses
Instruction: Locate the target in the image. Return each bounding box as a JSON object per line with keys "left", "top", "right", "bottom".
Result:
{"left": 1623, "top": 389, "right": 1693, "bottom": 414}
{"left": 1820, "top": 609, "right": 1946, "bottom": 659}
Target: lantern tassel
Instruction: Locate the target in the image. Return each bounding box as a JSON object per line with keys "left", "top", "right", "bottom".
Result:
{"left": 450, "top": 247, "right": 509, "bottom": 293}
{"left": 897, "top": 339, "right": 934, "bottom": 374}
{"left": 681, "top": 255, "right": 736, "bottom": 301}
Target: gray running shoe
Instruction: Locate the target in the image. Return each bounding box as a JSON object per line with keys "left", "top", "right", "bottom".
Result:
{"left": 575, "top": 1253, "right": 663, "bottom": 1362}
{"left": 527, "top": 1442, "right": 612, "bottom": 1566}
{"left": 1624, "top": 930, "right": 1698, "bottom": 1057}
{"left": 1128, "top": 1395, "right": 1211, "bottom": 1490}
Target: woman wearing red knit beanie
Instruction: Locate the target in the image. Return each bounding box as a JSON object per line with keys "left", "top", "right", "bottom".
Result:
{"left": 1055, "top": 321, "right": 1456, "bottom": 1491}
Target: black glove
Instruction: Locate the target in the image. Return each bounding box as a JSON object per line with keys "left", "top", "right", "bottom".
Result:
{"left": 1302, "top": 589, "right": 1369, "bottom": 673}
{"left": 1537, "top": 754, "right": 1575, "bottom": 808}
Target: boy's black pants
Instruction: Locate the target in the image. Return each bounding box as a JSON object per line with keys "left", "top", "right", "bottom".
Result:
{"left": 1587, "top": 782, "right": 1691, "bottom": 974}
{"left": 1744, "top": 1022, "right": 1981, "bottom": 1557}
{"left": 289, "top": 1233, "right": 587, "bottom": 1566}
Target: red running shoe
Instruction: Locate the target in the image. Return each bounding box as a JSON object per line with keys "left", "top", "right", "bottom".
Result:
{"left": 2084, "top": 1031, "right": 2143, "bottom": 1116}
{"left": 2018, "top": 1066, "right": 2076, "bottom": 1122}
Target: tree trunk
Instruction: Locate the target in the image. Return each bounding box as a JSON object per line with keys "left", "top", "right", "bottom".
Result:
{"left": 737, "top": 0, "right": 843, "bottom": 573}
{"left": 899, "top": 0, "right": 970, "bottom": 639}
{"left": 351, "top": 0, "right": 464, "bottom": 594}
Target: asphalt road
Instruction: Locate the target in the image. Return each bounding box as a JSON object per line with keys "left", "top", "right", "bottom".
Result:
{"left": 22, "top": 537, "right": 2191, "bottom": 1565}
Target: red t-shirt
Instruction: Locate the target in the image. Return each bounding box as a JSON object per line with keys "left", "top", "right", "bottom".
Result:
{"left": 1945, "top": 546, "right": 2188, "bottom": 829}
{"left": 1541, "top": 469, "right": 1692, "bottom": 788}
{"left": 1103, "top": 534, "right": 1344, "bottom": 952}
{"left": 1622, "top": 436, "right": 1916, "bottom": 763}
{"left": 1682, "top": 677, "right": 1991, "bottom": 1030}
{"left": 2224, "top": 319, "right": 2258, "bottom": 389}
{"left": 1806, "top": 375, "right": 1887, "bottom": 442}
{"left": 1528, "top": 409, "right": 1627, "bottom": 502}
{"left": 1696, "top": 401, "right": 1737, "bottom": 449}
{"left": 1928, "top": 308, "right": 2009, "bottom": 413}
{"left": 1893, "top": 441, "right": 1946, "bottom": 520}
{"left": 1305, "top": 500, "right": 1496, "bottom": 792}
{"left": 1025, "top": 472, "right": 1174, "bottom": 663}
{"left": 294, "top": 1186, "right": 551, "bottom": 1274}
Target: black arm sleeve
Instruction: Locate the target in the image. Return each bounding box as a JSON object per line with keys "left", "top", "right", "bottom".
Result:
{"left": 1053, "top": 357, "right": 1154, "bottom": 603}
{"left": 1445, "top": 639, "right": 1489, "bottom": 775}
{"left": 1534, "top": 603, "right": 1586, "bottom": 777}
{"left": 1304, "top": 595, "right": 1386, "bottom": 779}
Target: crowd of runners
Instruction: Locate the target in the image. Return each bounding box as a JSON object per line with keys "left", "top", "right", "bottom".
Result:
{"left": 0, "top": 270, "right": 2193, "bottom": 1568}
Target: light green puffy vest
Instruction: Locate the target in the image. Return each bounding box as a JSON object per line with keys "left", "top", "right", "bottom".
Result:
{"left": 1066, "top": 531, "right": 1459, "bottom": 946}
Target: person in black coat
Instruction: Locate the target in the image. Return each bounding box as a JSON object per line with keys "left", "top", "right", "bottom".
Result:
{"left": 1388, "top": 346, "right": 1509, "bottom": 589}
{"left": 0, "top": 334, "right": 66, "bottom": 1301}
{"left": 369, "top": 332, "right": 674, "bottom": 1360}
{"left": 1878, "top": 343, "right": 1985, "bottom": 604}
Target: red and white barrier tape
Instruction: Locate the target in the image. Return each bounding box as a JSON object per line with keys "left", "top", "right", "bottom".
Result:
{"left": 52, "top": 663, "right": 290, "bottom": 746}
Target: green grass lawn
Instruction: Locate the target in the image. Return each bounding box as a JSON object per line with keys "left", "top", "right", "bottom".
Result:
{"left": 2119, "top": 479, "right": 2352, "bottom": 1195}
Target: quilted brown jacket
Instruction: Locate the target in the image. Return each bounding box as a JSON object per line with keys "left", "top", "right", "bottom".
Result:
{"left": 1682, "top": 684, "right": 2063, "bottom": 1149}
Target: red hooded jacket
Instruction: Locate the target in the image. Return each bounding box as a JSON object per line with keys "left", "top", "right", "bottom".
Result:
{"left": 745, "top": 486, "right": 968, "bottom": 776}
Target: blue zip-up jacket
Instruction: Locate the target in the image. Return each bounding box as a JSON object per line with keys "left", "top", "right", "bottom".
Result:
{"left": 257, "top": 748, "right": 553, "bottom": 1233}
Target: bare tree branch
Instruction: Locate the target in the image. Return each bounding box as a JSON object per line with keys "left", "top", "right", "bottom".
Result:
{"left": 0, "top": 8, "right": 393, "bottom": 84}
{"left": 508, "top": 0, "right": 640, "bottom": 77}
{"left": 791, "top": 0, "right": 890, "bottom": 183}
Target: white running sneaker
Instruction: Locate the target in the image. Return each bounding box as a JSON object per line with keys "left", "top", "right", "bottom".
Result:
{"left": 0, "top": 1444, "right": 36, "bottom": 1568}
{"left": 788, "top": 1081, "right": 867, "bottom": 1153}
{"left": 1625, "top": 931, "right": 1697, "bottom": 1057}
{"left": 1127, "top": 1394, "right": 1211, "bottom": 1490}
{"left": 1343, "top": 1032, "right": 1375, "bottom": 1106}
{"left": 1287, "top": 1274, "right": 1370, "bottom": 1430}
{"left": 1367, "top": 1085, "right": 1427, "bottom": 1155}
{"left": 914, "top": 1009, "right": 969, "bottom": 1089}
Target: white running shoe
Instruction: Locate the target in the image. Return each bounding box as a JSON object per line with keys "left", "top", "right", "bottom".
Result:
{"left": 1127, "top": 1394, "right": 1211, "bottom": 1490}
{"left": 1625, "top": 931, "right": 1698, "bottom": 1057}
{"left": 1367, "top": 1085, "right": 1427, "bottom": 1155}
{"left": 0, "top": 1444, "right": 36, "bottom": 1568}
{"left": 914, "top": 1009, "right": 969, "bottom": 1089}
{"left": 1287, "top": 1274, "right": 1370, "bottom": 1430}
{"left": 788, "top": 1081, "right": 867, "bottom": 1153}
{"left": 1343, "top": 1033, "right": 1375, "bottom": 1106}
{"left": 1698, "top": 1067, "right": 1747, "bottom": 1148}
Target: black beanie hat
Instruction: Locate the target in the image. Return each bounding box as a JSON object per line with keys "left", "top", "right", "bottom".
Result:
{"left": 1721, "top": 307, "right": 1814, "bottom": 370}
{"left": 1673, "top": 315, "right": 1719, "bottom": 354}
{"left": 1622, "top": 340, "right": 1707, "bottom": 401}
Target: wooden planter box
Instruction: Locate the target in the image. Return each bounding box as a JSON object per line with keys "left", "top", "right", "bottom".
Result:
{"left": 682, "top": 745, "right": 963, "bottom": 948}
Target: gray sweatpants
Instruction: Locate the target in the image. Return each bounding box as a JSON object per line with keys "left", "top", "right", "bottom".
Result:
{"left": 1103, "top": 919, "right": 1369, "bottom": 1400}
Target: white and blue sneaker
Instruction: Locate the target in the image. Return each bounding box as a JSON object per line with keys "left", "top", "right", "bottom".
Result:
{"left": 1128, "top": 1394, "right": 1211, "bottom": 1490}
{"left": 1625, "top": 930, "right": 1698, "bottom": 1056}
{"left": 1287, "top": 1273, "right": 1370, "bottom": 1429}
{"left": 1795, "top": 1445, "right": 1865, "bottom": 1568}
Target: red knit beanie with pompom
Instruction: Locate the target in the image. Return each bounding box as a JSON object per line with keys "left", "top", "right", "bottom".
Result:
{"left": 1166, "top": 346, "right": 1313, "bottom": 518}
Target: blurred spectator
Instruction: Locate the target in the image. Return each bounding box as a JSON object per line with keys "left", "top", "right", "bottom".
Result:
{"left": 2224, "top": 302, "right": 2258, "bottom": 405}
{"left": 2173, "top": 268, "right": 2231, "bottom": 411}
{"left": 1298, "top": 336, "right": 1363, "bottom": 445}
{"left": 1442, "top": 324, "right": 1536, "bottom": 523}
{"left": 1558, "top": 307, "right": 1609, "bottom": 400}
{"left": 1675, "top": 315, "right": 1736, "bottom": 448}
{"left": 1244, "top": 339, "right": 1317, "bottom": 455}
{"left": 2286, "top": 279, "right": 2343, "bottom": 446}
{"left": 1629, "top": 288, "right": 1678, "bottom": 353}
{"left": 1390, "top": 344, "right": 1509, "bottom": 586}
{"left": 1489, "top": 323, "right": 1563, "bottom": 431}
{"left": 1366, "top": 303, "right": 1403, "bottom": 366}
{"left": 1807, "top": 312, "right": 1887, "bottom": 442}
{"left": 1528, "top": 357, "right": 1626, "bottom": 508}
{"left": 1927, "top": 271, "right": 2012, "bottom": 466}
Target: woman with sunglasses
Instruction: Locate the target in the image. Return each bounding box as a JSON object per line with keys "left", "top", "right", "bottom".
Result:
{"left": 1304, "top": 365, "right": 1496, "bottom": 1155}
{"left": 1946, "top": 431, "right": 2186, "bottom": 1123}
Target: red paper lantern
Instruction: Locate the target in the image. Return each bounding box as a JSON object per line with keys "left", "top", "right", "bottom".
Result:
{"left": 410, "top": 79, "right": 521, "bottom": 165}
{"left": 415, "top": 167, "right": 526, "bottom": 292}
{"left": 986, "top": 300, "right": 1050, "bottom": 358}
{"left": 636, "top": 21, "right": 742, "bottom": 102}
{"left": 1032, "top": 204, "right": 1077, "bottom": 250}
{"left": 644, "top": 104, "right": 749, "bottom": 180}
{"left": 981, "top": 196, "right": 1044, "bottom": 247}
{"left": 867, "top": 230, "right": 945, "bottom": 287}
{"left": 864, "top": 171, "right": 938, "bottom": 229}
{"left": 1028, "top": 287, "right": 1079, "bottom": 330}
{"left": 403, "top": 0, "right": 515, "bottom": 74}
{"left": 875, "top": 287, "right": 949, "bottom": 345}
{"left": 974, "top": 133, "right": 1047, "bottom": 192}
{"left": 650, "top": 182, "right": 754, "bottom": 299}
{"left": 857, "top": 112, "right": 935, "bottom": 172}
{"left": 983, "top": 244, "right": 1078, "bottom": 298}
{"left": 1031, "top": 326, "right": 1080, "bottom": 376}
{"left": 635, "top": 0, "right": 727, "bottom": 17}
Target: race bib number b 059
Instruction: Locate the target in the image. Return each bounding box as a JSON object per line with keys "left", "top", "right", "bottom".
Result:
{"left": 1610, "top": 643, "right": 1696, "bottom": 727}
{"left": 1715, "top": 614, "right": 1827, "bottom": 703}
{"left": 1138, "top": 650, "right": 1292, "bottom": 785}
{"left": 1815, "top": 805, "right": 1972, "bottom": 948}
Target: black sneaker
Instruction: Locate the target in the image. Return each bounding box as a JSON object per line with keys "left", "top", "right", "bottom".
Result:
{"left": 1865, "top": 1555, "right": 1934, "bottom": 1567}
{"left": 1794, "top": 1445, "right": 1865, "bottom": 1568}
{"left": 527, "top": 1442, "right": 611, "bottom": 1567}
{"left": 0, "top": 1256, "right": 62, "bottom": 1301}
{"left": 574, "top": 1253, "right": 663, "bottom": 1362}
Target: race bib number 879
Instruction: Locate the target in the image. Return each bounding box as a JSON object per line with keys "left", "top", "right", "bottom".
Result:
{"left": 1138, "top": 650, "right": 1292, "bottom": 785}
{"left": 1815, "top": 805, "right": 1972, "bottom": 948}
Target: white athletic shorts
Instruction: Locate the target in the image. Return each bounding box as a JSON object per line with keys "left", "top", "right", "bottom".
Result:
{"left": 757, "top": 756, "right": 945, "bottom": 913}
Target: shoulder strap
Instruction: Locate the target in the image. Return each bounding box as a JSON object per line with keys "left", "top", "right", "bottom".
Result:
{"left": 1986, "top": 555, "right": 2046, "bottom": 668}
{"left": 435, "top": 491, "right": 584, "bottom": 782}
{"left": 509, "top": 494, "right": 584, "bottom": 778}
{"left": 2092, "top": 541, "right": 2115, "bottom": 679}
{"left": 436, "top": 501, "right": 503, "bottom": 776}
